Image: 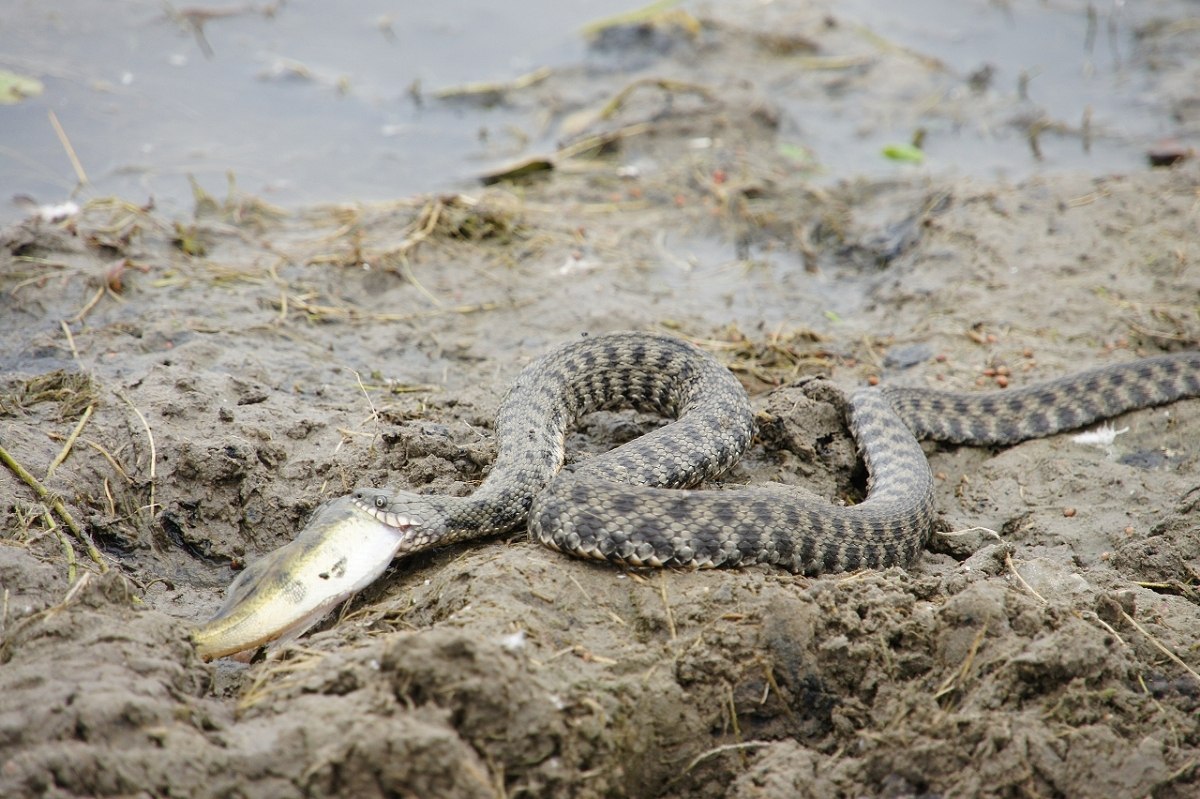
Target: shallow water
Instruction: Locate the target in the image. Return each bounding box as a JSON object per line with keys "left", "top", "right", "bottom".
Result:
{"left": 0, "top": 0, "right": 1191, "bottom": 223}
{"left": 805, "top": 0, "right": 1176, "bottom": 180}
{"left": 0, "top": 0, "right": 644, "bottom": 220}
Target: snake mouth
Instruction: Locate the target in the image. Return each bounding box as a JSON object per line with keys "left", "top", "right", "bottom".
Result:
{"left": 349, "top": 489, "right": 427, "bottom": 543}
{"left": 369, "top": 509, "right": 423, "bottom": 530}
{"left": 191, "top": 495, "right": 406, "bottom": 661}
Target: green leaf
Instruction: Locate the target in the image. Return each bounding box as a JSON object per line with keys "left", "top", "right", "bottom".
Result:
{"left": 779, "top": 142, "right": 814, "bottom": 166}
{"left": 882, "top": 143, "right": 925, "bottom": 163}
{"left": 0, "top": 70, "right": 44, "bottom": 105}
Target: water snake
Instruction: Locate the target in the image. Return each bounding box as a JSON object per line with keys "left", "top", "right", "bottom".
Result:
{"left": 193, "top": 332, "right": 1200, "bottom": 659}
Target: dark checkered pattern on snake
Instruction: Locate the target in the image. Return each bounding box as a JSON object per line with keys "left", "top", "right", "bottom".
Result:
{"left": 351, "top": 332, "right": 1200, "bottom": 575}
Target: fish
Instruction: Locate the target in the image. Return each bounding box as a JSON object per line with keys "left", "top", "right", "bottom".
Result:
{"left": 191, "top": 496, "right": 405, "bottom": 661}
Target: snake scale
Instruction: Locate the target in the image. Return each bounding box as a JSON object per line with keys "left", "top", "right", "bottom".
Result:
{"left": 352, "top": 332, "right": 1200, "bottom": 575}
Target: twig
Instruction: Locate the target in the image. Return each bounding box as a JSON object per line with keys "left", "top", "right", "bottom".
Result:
{"left": 117, "top": 390, "right": 157, "bottom": 517}
{"left": 61, "top": 570, "right": 93, "bottom": 604}
{"left": 683, "top": 741, "right": 772, "bottom": 774}
{"left": 432, "top": 66, "right": 551, "bottom": 100}
{"left": 59, "top": 319, "right": 81, "bottom": 364}
{"left": 582, "top": 0, "right": 683, "bottom": 37}
{"left": 1134, "top": 673, "right": 1170, "bottom": 723}
{"left": 43, "top": 510, "right": 77, "bottom": 583}
{"left": 939, "top": 525, "right": 1003, "bottom": 542}
{"left": 595, "top": 77, "right": 715, "bottom": 123}
{"left": 102, "top": 476, "right": 117, "bottom": 516}
{"left": 555, "top": 121, "right": 654, "bottom": 160}
{"left": 659, "top": 571, "right": 677, "bottom": 641}
{"left": 49, "top": 110, "right": 88, "bottom": 185}
{"left": 568, "top": 573, "right": 594, "bottom": 604}
{"left": 396, "top": 257, "right": 441, "bottom": 307}
{"left": 1087, "top": 612, "right": 1129, "bottom": 647}
{"left": 390, "top": 199, "right": 447, "bottom": 302}
{"left": 351, "top": 369, "right": 379, "bottom": 421}
{"left": 934, "top": 622, "right": 988, "bottom": 699}
{"left": 70, "top": 285, "right": 106, "bottom": 323}
{"left": 45, "top": 404, "right": 92, "bottom": 480}
{"left": 0, "top": 442, "right": 106, "bottom": 572}
{"left": 725, "top": 682, "right": 742, "bottom": 743}
{"left": 82, "top": 438, "right": 133, "bottom": 483}
{"left": 1005, "top": 551, "right": 1047, "bottom": 604}
{"left": 0, "top": 573, "right": 94, "bottom": 661}
{"left": 275, "top": 293, "right": 502, "bottom": 324}
{"left": 1120, "top": 610, "right": 1200, "bottom": 685}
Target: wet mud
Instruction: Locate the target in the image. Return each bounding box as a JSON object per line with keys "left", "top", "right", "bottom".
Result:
{"left": 2, "top": 2, "right": 1200, "bottom": 797}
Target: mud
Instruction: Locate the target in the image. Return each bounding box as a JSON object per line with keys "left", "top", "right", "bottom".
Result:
{"left": 2, "top": 2, "right": 1200, "bottom": 798}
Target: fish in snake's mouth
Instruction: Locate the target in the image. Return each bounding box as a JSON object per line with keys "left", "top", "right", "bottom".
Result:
{"left": 191, "top": 495, "right": 406, "bottom": 661}
{"left": 350, "top": 488, "right": 424, "bottom": 534}
{"left": 348, "top": 487, "right": 454, "bottom": 555}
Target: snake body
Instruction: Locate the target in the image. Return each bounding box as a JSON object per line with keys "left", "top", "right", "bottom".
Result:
{"left": 352, "top": 332, "right": 1200, "bottom": 575}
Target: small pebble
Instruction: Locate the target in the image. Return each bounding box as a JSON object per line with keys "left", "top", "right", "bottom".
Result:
{"left": 1146, "top": 139, "right": 1193, "bottom": 167}
{"left": 1063, "top": 507, "right": 1077, "bottom": 518}
{"left": 884, "top": 343, "right": 933, "bottom": 369}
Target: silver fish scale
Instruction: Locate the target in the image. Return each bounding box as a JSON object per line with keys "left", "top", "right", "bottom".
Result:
{"left": 353, "top": 333, "right": 1200, "bottom": 574}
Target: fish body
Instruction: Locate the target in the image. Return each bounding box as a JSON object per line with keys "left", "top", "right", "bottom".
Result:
{"left": 192, "top": 497, "right": 405, "bottom": 660}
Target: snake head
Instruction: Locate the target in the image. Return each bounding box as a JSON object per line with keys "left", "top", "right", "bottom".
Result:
{"left": 349, "top": 487, "right": 439, "bottom": 554}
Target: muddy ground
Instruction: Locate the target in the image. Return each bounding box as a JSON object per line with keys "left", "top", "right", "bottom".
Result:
{"left": 3, "top": 3, "right": 1200, "bottom": 798}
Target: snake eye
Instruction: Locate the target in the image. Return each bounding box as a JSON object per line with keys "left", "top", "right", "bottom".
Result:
{"left": 374, "top": 495, "right": 388, "bottom": 510}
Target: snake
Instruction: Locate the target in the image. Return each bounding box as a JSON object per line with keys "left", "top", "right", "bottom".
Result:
{"left": 353, "top": 332, "right": 1200, "bottom": 573}
{"left": 192, "top": 331, "right": 1200, "bottom": 659}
